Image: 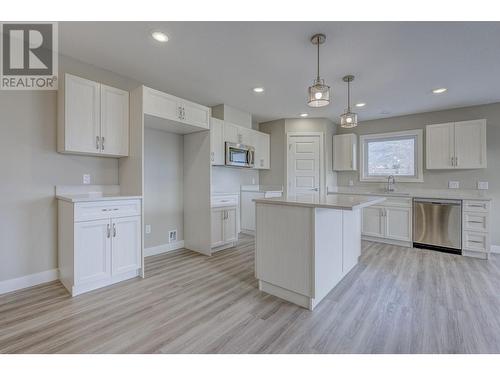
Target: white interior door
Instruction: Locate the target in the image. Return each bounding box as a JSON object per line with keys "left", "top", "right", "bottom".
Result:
{"left": 287, "top": 135, "right": 321, "bottom": 200}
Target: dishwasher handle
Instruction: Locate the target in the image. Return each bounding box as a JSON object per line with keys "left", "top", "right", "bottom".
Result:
{"left": 413, "top": 198, "right": 462, "bottom": 206}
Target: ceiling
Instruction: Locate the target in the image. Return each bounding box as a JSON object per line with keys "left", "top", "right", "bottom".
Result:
{"left": 59, "top": 22, "right": 500, "bottom": 124}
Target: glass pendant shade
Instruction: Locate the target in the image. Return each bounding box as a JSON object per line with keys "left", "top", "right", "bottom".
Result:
{"left": 340, "top": 111, "right": 358, "bottom": 128}
{"left": 307, "top": 79, "right": 331, "bottom": 107}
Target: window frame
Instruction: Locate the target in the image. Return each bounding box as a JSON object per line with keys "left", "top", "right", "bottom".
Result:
{"left": 359, "top": 129, "right": 424, "bottom": 182}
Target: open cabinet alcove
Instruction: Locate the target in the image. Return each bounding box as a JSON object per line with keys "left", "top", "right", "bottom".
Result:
{"left": 118, "top": 86, "right": 213, "bottom": 278}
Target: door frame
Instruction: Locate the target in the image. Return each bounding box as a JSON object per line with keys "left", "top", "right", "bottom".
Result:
{"left": 286, "top": 132, "right": 325, "bottom": 197}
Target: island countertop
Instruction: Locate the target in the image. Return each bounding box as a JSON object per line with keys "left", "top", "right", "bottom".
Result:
{"left": 253, "top": 194, "right": 386, "bottom": 210}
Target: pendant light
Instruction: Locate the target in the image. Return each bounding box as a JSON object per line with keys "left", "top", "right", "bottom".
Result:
{"left": 340, "top": 75, "right": 358, "bottom": 128}
{"left": 307, "top": 34, "right": 330, "bottom": 107}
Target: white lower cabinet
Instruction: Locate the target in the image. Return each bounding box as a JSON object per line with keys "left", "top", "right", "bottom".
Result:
{"left": 362, "top": 197, "right": 412, "bottom": 246}
{"left": 59, "top": 198, "right": 142, "bottom": 296}
{"left": 462, "top": 199, "right": 491, "bottom": 259}
{"left": 211, "top": 207, "right": 237, "bottom": 250}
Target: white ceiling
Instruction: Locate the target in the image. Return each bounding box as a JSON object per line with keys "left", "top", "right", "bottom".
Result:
{"left": 59, "top": 22, "right": 500, "bottom": 123}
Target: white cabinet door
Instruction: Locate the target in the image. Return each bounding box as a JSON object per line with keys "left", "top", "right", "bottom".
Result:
{"left": 100, "top": 84, "right": 129, "bottom": 156}
{"left": 223, "top": 208, "right": 238, "bottom": 243}
{"left": 211, "top": 209, "right": 225, "bottom": 248}
{"left": 182, "top": 101, "right": 210, "bottom": 130}
{"left": 362, "top": 206, "right": 384, "bottom": 238}
{"left": 454, "top": 119, "right": 487, "bottom": 169}
{"left": 64, "top": 74, "right": 101, "bottom": 154}
{"left": 143, "top": 87, "right": 180, "bottom": 121}
{"left": 385, "top": 207, "right": 412, "bottom": 242}
{"left": 224, "top": 122, "right": 240, "bottom": 144}
{"left": 254, "top": 132, "right": 270, "bottom": 169}
{"left": 426, "top": 122, "right": 455, "bottom": 169}
{"left": 210, "top": 118, "right": 225, "bottom": 165}
{"left": 111, "top": 216, "right": 141, "bottom": 276}
{"left": 333, "top": 134, "right": 357, "bottom": 171}
{"left": 74, "top": 219, "right": 112, "bottom": 285}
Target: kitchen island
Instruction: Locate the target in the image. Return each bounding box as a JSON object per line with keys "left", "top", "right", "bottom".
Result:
{"left": 254, "top": 194, "right": 385, "bottom": 310}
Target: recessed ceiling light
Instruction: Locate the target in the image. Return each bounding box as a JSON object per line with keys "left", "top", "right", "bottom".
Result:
{"left": 432, "top": 87, "right": 447, "bottom": 94}
{"left": 355, "top": 102, "right": 366, "bottom": 107}
{"left": 299, "top": 113, "right": 309, "bottom": 117}
{"left": 151, "top": 31, "right": 169, "bottom": 43}
{"left": 253, "top": 87, "right": 264, "bottom": 93}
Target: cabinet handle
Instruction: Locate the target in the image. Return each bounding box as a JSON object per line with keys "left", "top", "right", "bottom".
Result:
{"left": 467, "top": 220, "right": 484, "bottom": 224}
{"left": 451, "top": 156, "right": 454, "bottom": 167}
{"left": 455, "top": 156, "right": 459, "bottom": 167}
{"left": 468, "top": 240, "right": 483, "bottom": 244}
{"left": 182, "top": 107, "right": 186, "bottom": 120}
{"left": 101, "top": 137, "right": 105, "bottom": 151}
{"left": 113, "top": 223, "right": 116, "bottom": 237}
{"left": 107, "top": 224, "right": 111, "bottom": 238}
{"left": 468, "top": 204, "right": 485, "bottom": 208}
{"left": 96, "top": 136, "right": 100, "bottom": 150}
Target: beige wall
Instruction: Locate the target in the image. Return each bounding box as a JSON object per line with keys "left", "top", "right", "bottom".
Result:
{"left": 258, "top": 118, "right": 337, "bottom": 193}
{"left": 336, "top": 102, "right": 500, "bottom": 245}
{"left": 144, "top": 128, "right": 184, "bottom": 248}
{"left": 0, "top": 55, "right": 139, "bottom": 282}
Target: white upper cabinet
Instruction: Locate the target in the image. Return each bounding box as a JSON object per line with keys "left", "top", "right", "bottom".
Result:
{"left": 224, "top": 122, "right": 253, "bottom": 145}
{"left": 454, "top": 120, "right": 487, "bottom": 169}
{"left": 333, "top": 133, "right": 357, "bottom": 171}
{"left": 100, "top": 84, "right": 129, "bottom": 156}
{"left": 60, "top": 74, "right": 101, "bottom": 154}
{"left": 58, "top": 74, "right": 129, "bottom": 157}
{"left": 426, "top": 119, "right": 486, "bottom": 169}
{"left": 210, "top": 117, "right": 225, "bottom": 165}
{"left": 143, "top": 86, "right": 210, "bottom": 133}
{"left": 425, "top": 122, "right": 454, "bottom": 169}
{"left": 254, "top": 131, "right": 270, "bottom": 169}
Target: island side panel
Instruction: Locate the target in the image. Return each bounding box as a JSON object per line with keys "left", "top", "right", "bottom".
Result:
{"left": 342, "top": 209, "right": 362, "bottom": 274}
{"left": 255, "top": 203, "right": 314, "bottom": 299}
{"left": 313, "top": 208, "right": 344, "bottom": 307}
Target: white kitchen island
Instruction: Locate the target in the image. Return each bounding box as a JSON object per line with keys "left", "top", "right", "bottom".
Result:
{"left": 254, "top": 194, "right": 385, "bottom": 310}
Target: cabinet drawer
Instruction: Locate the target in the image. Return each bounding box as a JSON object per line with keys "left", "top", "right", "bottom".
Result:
{"left": 384, "top": 197, "right": 412, "bottom": 207}
{"left": 463, "top": 200, "right": 490, "bottom": 212}
{"left": 463, "top": 212, "right": 489, "bottom": 232}
{"left": 211, "top": 195, "right": 239, "bottom": 208}
{"left": 74, "top": 200, "right": 141, "bottom": 222}
{"left": 463, "top": 231, "right": 489, "bottom": 252}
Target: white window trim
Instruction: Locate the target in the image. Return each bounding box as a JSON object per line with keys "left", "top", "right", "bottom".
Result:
{"left": 359, "top": 129, "right": 424, "bottom": 182}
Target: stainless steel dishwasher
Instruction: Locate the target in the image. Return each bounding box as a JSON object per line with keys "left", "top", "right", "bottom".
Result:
{"left": 413, "top": 198, "right": 462, "bottom": 254}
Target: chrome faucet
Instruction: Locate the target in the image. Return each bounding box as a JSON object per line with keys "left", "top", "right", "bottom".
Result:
{"left": 386, "top": 175, "right": 396, "bottom": 192}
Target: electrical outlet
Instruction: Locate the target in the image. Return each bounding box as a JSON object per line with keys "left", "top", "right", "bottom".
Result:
{"left": 145, "top": 225, "right": 151, "bottom": 234}
{"left": 83, "top": 174, "right": 91, "bottom": 185}
{"left": 448, "top": 181, "right": 460, "bottom": 189}
{"left": 477, "top": 181, "right": 489, "bottom": 190}
{"left": 168, "top": 230, "right": 177, "bottom": 243}
{"left": 348, "top": 180, "right": 354, "bottom": 187}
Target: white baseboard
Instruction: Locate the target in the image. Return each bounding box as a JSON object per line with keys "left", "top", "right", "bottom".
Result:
{"left": 491, "top": 245, "right": 500, "bottom": 254}
{"left": 145, "top": 240, "right": 185, "bottom": 257}
{"left": 0, "top": 269, "right": 59, "bottom": 295}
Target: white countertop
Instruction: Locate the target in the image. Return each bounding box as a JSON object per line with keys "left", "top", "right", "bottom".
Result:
{"left": 56, "top": 194, "right": 143, "bottom": 203}
{"left": 332, "top": 187, "right": 492, "bottom": 201}
{"left": 254, "top": 194, "right": 386, "bottom": 210}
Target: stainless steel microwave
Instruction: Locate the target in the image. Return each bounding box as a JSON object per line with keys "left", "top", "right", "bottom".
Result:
{"left": 225, "top": 142, "right": 255, "bottom": 168}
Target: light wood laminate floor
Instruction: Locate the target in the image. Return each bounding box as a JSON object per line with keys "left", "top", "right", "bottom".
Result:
{"left": 1, "top": 235, "right": 500, "bottom": 353}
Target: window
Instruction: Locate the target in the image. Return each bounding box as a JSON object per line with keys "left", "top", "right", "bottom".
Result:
{"left": 360, "top": 129, "right": 423, "bottom": 182}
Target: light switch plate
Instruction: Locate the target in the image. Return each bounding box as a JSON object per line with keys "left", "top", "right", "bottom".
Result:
{"left": 448, "top": 181, "right": 460, "bottom": 189}
{"left": 477, "top": 181, "right": 489, "bottom": 190}
{"left": 83, "top": 174, "right": 91, "bottom": 185}
{"left": 145, "top": 225, "right": 151, "bottom": 234}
